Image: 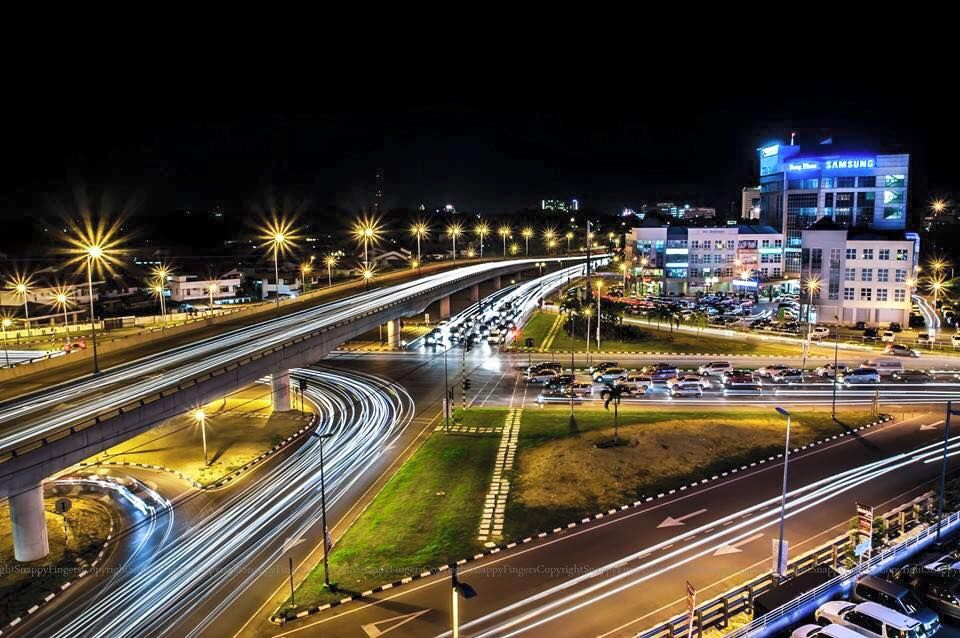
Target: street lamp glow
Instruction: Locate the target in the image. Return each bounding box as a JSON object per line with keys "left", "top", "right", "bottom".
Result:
{"left": 521, "top": 226, "right": 534, "bottom": 255}
{"left": 352, "top": 215, "right": 383, "bottom": 267}
{"left": 193, "top": 408, "right": 209, "bottom": 466}
{"left": 362, "top": 266, "right": 375, "bottom": 282}
{"left": 410, "top": 220, "right": 431, "bottom": 265}
{"left": 932, "top": 199, "right": 948, "bottom": 214}
{"left": 260, "top": 215, "right": 300, "bottom": 308}
{"left": 446, "top": 222, "right": 464, "bottom": 262}
{"left": 7, "top": 272, "right": 34, "bottom": 331}
{"left": 324, "top": 254, "right": 338, "bottom": 287}
{"left": 542, "top": 227, "right": 557, "bottom": 253}
{"left": 474, "top": 222, "right": 490, "bottom": 260}
{"left": 498, "top": 224, "right": 512, "bottom": 257}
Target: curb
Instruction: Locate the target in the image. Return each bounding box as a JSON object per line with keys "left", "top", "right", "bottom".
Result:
{"left": 271, "top": 414, "right": 894, "bottom": 624}
{"left": 2, "top": 521, "right": 115, "bottom": 634}
{"left": 505, "top": 349, "right": 831, "bottom": 359}
{"left": 78, "top": 416, "right": 317, "bottom": 491}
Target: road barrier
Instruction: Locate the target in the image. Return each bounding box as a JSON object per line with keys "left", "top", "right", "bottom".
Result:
{"left": 637, "top": 492, "right": 940, "bottom": 638}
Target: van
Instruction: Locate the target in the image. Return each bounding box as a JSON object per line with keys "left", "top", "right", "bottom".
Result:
{"left": 816, "top": 601, "right": 929, "bottom": 638}
{"left": 852, "top": 575, "right": 941, "bottom": 635}
{"left": 863, "top": 359, "right": 904, "bottom": 377}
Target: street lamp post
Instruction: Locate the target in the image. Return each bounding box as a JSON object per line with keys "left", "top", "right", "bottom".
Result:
{"left": 595, "top": 279, "right": 603, "bottom": 349}
{"left": 51, "top": 290, "right": 74, "bottom": 347}
{"left": 1, "top": 318, "right": 11, "bottom": 367}
{"left": 584, "top": 307, "right": 592, "bottom": 369}
{"left": 522, "top": 227, "right": 533, "bottom": 256}
{"left": 450, "top": 565, "right": 477, "bottom": 638}
{"left": 498, "top": 225, "right": 511, "bottom": 257}
{"left": 310, "top": 431, "right": 335, "bottom": 588}
{"left": 565, "top": 231, "right": 573, "bottom": 254}
{"left": 271, "top": 234, "right": 286, "bottom": 309}
{"left": 774, "top": 406, "right": 792, "bottom": 580}
{"left": 801, "top": 277, "right": 820, "bottom": 374}
{"left": 300, "top": 263, "right": 312, "bottom": 294}
{"left": 447, "top": 223, "right": 463, "bottom": 263}
{"left": 568, "top": 308, "right": 576, "bottom": 428}
{"left": 324, "top": 255, "right": 338, "bottom": 288}
{"left": 832, "top": 315, "right": 840, "bottom": 420}
{"left": 194, "top": 409, "right": 209, "bottom": 466}
{"left": 12, "top": 277, "right": 32, "bottom": 333}
{"left": 475, "top": 222, "right": 489, "bottom": 260}
{"left": 411, "top": 221, "right": 430, "bottom": 267}
{"left": 442, "top": 342, "right": 451, "bottom": 431}
{"left": 84, "top": 247, "right": 103, "bottom": 374}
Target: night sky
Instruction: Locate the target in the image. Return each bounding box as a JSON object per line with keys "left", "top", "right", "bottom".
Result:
{"left": 1, "top": 76, "right": 954, "bottom": 248}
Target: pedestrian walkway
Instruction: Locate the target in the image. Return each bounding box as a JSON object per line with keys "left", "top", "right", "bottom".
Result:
{"left": 477, "top": 407, "right": 522, "bottom": 546}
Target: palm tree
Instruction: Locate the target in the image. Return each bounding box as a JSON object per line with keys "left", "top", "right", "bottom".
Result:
{"left": 690, "top": 310, "right": 709, "bottom": 335}
{"left": 603, "top": 384, "right": 625, "bottom": 445}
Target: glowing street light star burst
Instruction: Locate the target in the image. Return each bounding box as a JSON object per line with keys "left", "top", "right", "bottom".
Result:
{"left": 353, "top": 215, "right": 384, "bottom": 267}
{"left": 259, "top": 215, "right": 301, "bottom": 308}
{"left": 62, "top": 213, "right": 126, "bottom": 277}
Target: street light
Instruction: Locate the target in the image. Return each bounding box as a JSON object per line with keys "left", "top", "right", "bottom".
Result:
{"left": 474, "top": 222, "right": 490, "bottom": 260}
{"left": 594, "top": 278, "right": 604, "bottom": 349}
{"left": 261, "top": 216, "right": 299, "bottom": 309}
{"left": 774, "top": 406, "right": 792, "bottom": 580}
{"left": 151, "top": 265, "right": 171, "bottom": 327}
{"left": 927, "top": 274, "right": 949, "bottom": 310}
{"left": 361, "top": 266, "right": 375, "bottom": 288}
{"left": 932, "top": 199, "right": 948, "bottom": 215}
{"left": 450, "top": 565, "right": 477, "bottom": 638}
{"left": 8, "top": 273, "right": 34, "bottom": 333}
{"left": 300, "top": 262, "right": 313, "bottom": 294}
{"left": 565, "top": 231, "right": 574, "bottom": 254}
{"left": 48, "top": 286, "right": 75, "bottom": 347}
{"left": 583, "top": 306, "right": 593, "bottom": 368}
{"left": 522, "top": 227, "right": 534, "bottom": 256}
{"left": 509, "top": 242, "right": 520, "bottom": 256}
{"left": 446, "top": 222, "right": 464, "bottom": 262}
{"left": 498, "top": 224, "right": 512, "bottom": 257}
{"left": 1, "top": 317, "right": 12, "bottom": 368}
{"left": 207, "top": 282, "right": 218, "bottom": 313}
{"left": 801, "top": 276, "right": 821, "bottom": 373}
{"left": 324, "top": 255, "right": 338, "bottom": 288}
{"left": 619, "top": 261, "right": 628, "bottom": 291}
{"left": 352, "top": 215, "right": 383, "bottom": 268}
{"left": 193, "top": 408, "right": 209, "bottom": 466}
{"left": 543, "top": 227, "right": 557, "bottom": 254}
{"left": 309, "top": 430, "right": 335, "bottom": 587}
{"left": 832, "top": 315, "right": 840, "bottom": 420}
{"left": 410, "top": 220, "right": 431, "bottom": 266}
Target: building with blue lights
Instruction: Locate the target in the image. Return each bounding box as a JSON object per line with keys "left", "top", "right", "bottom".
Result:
{"left": 757, "top": 141, "right": 910, "bottom": 274}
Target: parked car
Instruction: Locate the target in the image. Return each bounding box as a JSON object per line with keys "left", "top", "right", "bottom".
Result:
{"left": 527, "top": 369, "right": 560, "bottom": 383}
{"left": 670, "top": 381, "right": 703, "bottom": 398}
{"left": 816, "top": 363, "right": 849, "bottom": 378}
{"left": 594, "top": 367, "right": 628, "bottom": 383}
{"left": 851, "top": 575, "right": 941, "bottom": 635}
{"left": 885, "top": 343, "right": 919, "bottom": 358}
{"left": 839, "top": 368, "right": 881, "bottom": 385}
{"left": 769, "top": 368, "right": 804, "bottom": 384}
{"left": 63, "top": 340, "right": 87, "bottom": 353}
{"left": 589, "top": 361, "right": 619, "bottom": 374}
{"left": 952, "top": 333, "right": 960, "bottom": 349}
{"left": 909, "top": 575, "right": 960, "bottom": 623}
{"left": 882, "top": 331, "right": 897, "bottom": 343}
{"left": 667, "top": 374, "right": 705, "bottom": 389}
{"left": 791, "top": 624, "right": 869, "bottom": 638}
{"left": 815, "top": 601, "right": 928, "bottom": 638}
{"left": 698, "top": 361, "right": 733, "bottom": 376}
{"left": 891, "top": 370, "right": 933, "bottom": 384}
{"left": 916, "top": 334, "right": 934, "bottom": 346}
{"left": 863, "top": 327, "right": 881, "bottom": 341}
{"left": 811, "top": 326, "right": 833, "bottom": 339}
{"left": 757, "top": 364, "right": 790, "bottom": 378}
{"left": 854, "top": 321, "right": 869, "bottom": 330}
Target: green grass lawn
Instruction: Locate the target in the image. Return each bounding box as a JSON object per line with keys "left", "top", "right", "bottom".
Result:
{"left": 0, "top": 497, "right": 113, "bottom": 626}
{"left": 504, "top": 407, "right": 881, "bottom": 538}
{"left": 283, "top": 408, "right": 503, "bottom": 614}
{"left": 516, "top": 311, "right": 561, "bottom": 350}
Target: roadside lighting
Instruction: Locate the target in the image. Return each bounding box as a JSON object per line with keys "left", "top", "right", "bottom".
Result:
{"left": 193, "top": 408, "right": 209, "bottom": 467}
{"left": 446, "top": 222, "right": 464, "bottom": 262}
{"left": 594, "top": 279, "right": 604, "bottom": 349}
{"left": 619, "top": 261, "right": 628, "bottom": 290}
{"left": 207, "top": 282, "right": 218, "bottom": 313}
{"left": 49, "top": 286, "right": 75, "bottom": 346}
{"left": 498, "top": 224, "right": 512, "bottom": 257}
{"left": 261, "top": 216, "right": 300, "bottom": 309}
{"left": 1, "top": 316, "right": 12, "bottom": 368}
{"left": 583, "top": 306, "right": 593, "bottom": 367}
{"left": 466, "top": 248, "right": 476, "bottom": 259}
{"left": 410, "top": 258, "right": 420, "bottom": 271}
{"left": 361, "top": 266, "right": 375, "bottom": 288}
{"left": 324, "top": 255, "right": 338, "bottom": 288}
{"left": 151, "top": 265, "right": 171, "bottom": 327}
{"left": 932, "top": 199, "right": 947, "bottom": 215}
{"left": 565, "top": 231, "right": 574, "bottom": 253}
{"left": 300, "top": 262, "right": 313, "bottom": 293}
{"left": 522, "top": 227, "right": 534, "bottom": 256}
{"left": 309, "top": 431, "right": 335, "bottom": 588}
{"left": 927, "top": 275, "right": 949, "bottom": 310}
{"left": 352, "top": 215, "right": 383, "bottom": 268}
{"left": 410, "top": 220, "right": 431, "bottom": 266}
{"left": 8, "top": 273, "right": 34, "bottom": 332}
{"left": 450, "top": 565, "right": 477, "bottom": 638}
{"left": 543, "top": 227, "right": 557, "bottom": 254}
{"left": 509, "top": 242, "right": 520, "bottom": 256}
{"left": 773, "top": 407, "right": 792, "bottom": 580}
{"left": 474, "top": 222, "right": 490, "bottom": 260}
{"left": 832, "top": 315, "right": 840, "bottom": 420}
{"left": 801, "top": 276, "right": 821, "bottom": 373}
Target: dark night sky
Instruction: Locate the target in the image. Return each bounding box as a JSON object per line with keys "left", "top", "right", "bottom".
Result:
{"left": 0, "top": 72, "right": 955, "bottom": 241}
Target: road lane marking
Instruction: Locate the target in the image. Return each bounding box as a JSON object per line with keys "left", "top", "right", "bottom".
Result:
{"left": 360, "top": 609, "right": 431, "bottom": 637}
{"left": 712, "top": 533, "right": 763, "bottom": 555}
{"left": 921, "top": 420, "right": 945, "bottom": 431}
{"left": 657, "top": 509, "right": 708, "bottom": 528}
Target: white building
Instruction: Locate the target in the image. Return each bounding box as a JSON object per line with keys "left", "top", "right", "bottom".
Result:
{"left": 741, "top": 186, "right": 761, "bottom": 219}
{"left": 800, "top": 219, "right": 918, "bottom": 326}
{"left": 168, "top": 270, "right": 242, "bottom": 303}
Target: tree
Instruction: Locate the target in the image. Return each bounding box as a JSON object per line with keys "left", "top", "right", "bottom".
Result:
{"left": 603, "top": 383, "right": 625, "bottom": 445}
{"left": 690, "top": 310, "right": 709, "bottom": 335}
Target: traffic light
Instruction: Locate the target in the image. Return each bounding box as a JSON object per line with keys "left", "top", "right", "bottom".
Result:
{"left": 462, "top": 378, "right": 472, "bottom": 391}
{"left": 524, "top": 338, "right": 535, "bottom": 349}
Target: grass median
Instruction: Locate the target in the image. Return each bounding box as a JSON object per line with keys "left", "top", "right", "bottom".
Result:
{"left": 504, "top": 406, "right": 883, "bottom": 538}
{"left": 0, "top": 496, "right": 113, "bottom": 626}
{"left": 285, "top": 409, "right": 503, "bottom": 612}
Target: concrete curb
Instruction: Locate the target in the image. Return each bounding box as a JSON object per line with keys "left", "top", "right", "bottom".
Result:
{"left": 2, "top": 521, "right": 115, "bottom": 634}
{"left": 271, "top": 414, "right": 894, "bottom": 624}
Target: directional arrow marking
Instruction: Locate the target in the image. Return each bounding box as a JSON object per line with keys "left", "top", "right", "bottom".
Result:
{"left": 658, "top": 508, "right": 708, "bottom": 528}
{"left": 921, "top": 420, "right": 945, "bottom": 431}
{"left": 281, "top": 536, "right": 307, "bottom": 552}
{"left": 713, "top": 533, "right": 764, "bottom": 556}
{"left": 361, "top": 609, "right": 431, "bottom": 637}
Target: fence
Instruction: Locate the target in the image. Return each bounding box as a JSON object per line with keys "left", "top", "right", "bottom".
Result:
{"left": 638, "top": 492, "right": 938, "bottom": 638}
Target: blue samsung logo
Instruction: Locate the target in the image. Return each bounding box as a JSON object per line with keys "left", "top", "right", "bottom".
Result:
{"left": 824, "top": 158, "right": 875, "bottom": 170}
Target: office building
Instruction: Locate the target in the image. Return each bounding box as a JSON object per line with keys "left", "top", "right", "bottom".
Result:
{"left": 625, "top": 222, "right": 784, "bottom": 295}
{"left": 168, "top": 271, "right": 243, "bottom": 303}
{"left": 801, "top": 218, "right": 918, "bottom": 325}
{"left": 541, "top": 198, "right": 579, "bottom": 213}
{"left": 741, "top": 186, "right": 761, "bottom": 219}
{"left": 640, "top": 202, "right": 716, "bottom": 221}
{"left": 757, "top": 140, "right": 910, "bottom": 274}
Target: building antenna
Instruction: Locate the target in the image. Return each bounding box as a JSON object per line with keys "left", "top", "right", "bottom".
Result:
{"left": 790, "top": 131, "right": 796, "bottom": 146}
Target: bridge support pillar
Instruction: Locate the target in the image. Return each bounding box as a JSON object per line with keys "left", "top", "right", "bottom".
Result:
{"left": 470, "top": 284, "right": 480, "bottom": 303}
{"left": 11, "top": 483, "right": 49, "bottom": 562}
{"left": 493, "top": 276, "right": 502, "bottom": 290}
{"left": 271, "top": 371, "right": 292, "bottom": 412}
{"left": 385, "top": 319, "right": 400, "bottom": 347}
{"left": 439, "top": 295, "right": 451, "bottom": 319}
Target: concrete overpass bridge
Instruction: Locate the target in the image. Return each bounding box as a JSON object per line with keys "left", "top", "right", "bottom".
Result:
{"left": 0, "top": 257, "right": 589, "bottom": 561}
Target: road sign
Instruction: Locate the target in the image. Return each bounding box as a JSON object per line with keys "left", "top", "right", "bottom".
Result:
{"left": 854, "top": 539, "right": 872, "bottom": 557}
{"left": 857, "top": 502, "right": 874, "bottom": 560}
{"left": 685, "top": 581, "right": 696, "bottom": 638}
{"left": 55, "top": 498, "right": 72, "bottom": 514}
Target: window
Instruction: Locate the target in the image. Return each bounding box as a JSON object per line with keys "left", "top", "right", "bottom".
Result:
{"left": 690, "top": 240, "right": 700, "bottom": 250}
{"left": 846, "top": 611, "right": 884, "bottom": 637}
{"left": 824, "top": 192, "right": 834, "bottom": 207}
{"left": 858, "top": 176, "right": 876, "bottom": 187}
{"left": 822, "top": 177, "right": 835, "bottom": 188}
{"left": 861, "top": 268, "right": 873, "bottom": 282}
{"left": 879, "top": 249, "right": 890, "bottom": 260}
{"left": 862, "top": 248, "right": 874, "bottom": 260}
{"left": 896, "top": 249, "right": 909, "bottom": 261}
{"left": 845, "top": 268, "right": 856, "bottom": 281}
{"left": 761, "top": 239, "right": 770, "bottom": 248}
{"left": 895, "top": 289, "right": 906, "bottom": 302}
{"left": 846, "top": 248, "right": 857, "bottom": 260}
{"left": 860, "top": 288, "right": 872, "bottom": 301}
{"left": 895, "top": 269, "right": 907, "bottom": 283}
{"left": 837, "top": 176, "right": 856, "bottom": 188}
{"left": 773, "top": 268, "right": 782, "bottom": 278}
{"left": 726, "top": 240, "right": 735, "bottom": 250}
{"left": 877, "top": 288, "right": 888, "bottom": 302}
{"left": 885, "top": 175, "right": 906, "bottom": 188}
{"left": 844, "top": 287, "right": 855, "bottom": 300}
{"left": 878, "top": 269, "right": 889, "bottom": 282}
{"left": 774, "top": 239, "right": 783, "bottom": 248}
{"left": 884, "top": 190, "right": 904, "bottom": 205}
{"left": 884, "top": 206, "right": 904, "bottom": 220}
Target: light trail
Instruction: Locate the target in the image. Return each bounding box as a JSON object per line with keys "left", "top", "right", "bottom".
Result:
{"left": 33, "top": 368, "right": 413, "bottom": 638}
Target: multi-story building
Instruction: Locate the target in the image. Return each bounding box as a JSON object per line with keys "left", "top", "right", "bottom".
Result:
{"left": 541, "top": 198, "right": 579, "bottom": 213}
{"left": 741, "top": 186, "right": 761, "bottom": 219}
{"left": 758, "top": 141, "right": 909, "bottom": 274}
{"left": 800, "top": 218, "right": 918, "bottom": 326}
{"left": 168, "top": 270, "right": 242, "bottom": 303}
{"left": 625, "top": 222, "right": 783, "bottom": 295}
{"left": 640, "top": 202, "right": 716, "bottom": 221}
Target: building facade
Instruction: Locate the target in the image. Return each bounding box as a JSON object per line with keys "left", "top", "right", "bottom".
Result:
{"left": 758, "top": 141, "right": 909, "bottom": 274}
{"left": 800, "top": 221, "right": 918, "bottom": 326}
{"left": 741, "top": 186, "right": 760, "bottom": 219}
{"left": 626, "top": 223, "right": 784, "bottom": 295}
{"left": 168, "top": 271, "right": 242, "bottom": 303}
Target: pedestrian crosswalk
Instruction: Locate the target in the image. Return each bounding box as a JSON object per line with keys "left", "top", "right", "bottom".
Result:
{"left": 477, "top": 407, "right": 522, "bottom": 546}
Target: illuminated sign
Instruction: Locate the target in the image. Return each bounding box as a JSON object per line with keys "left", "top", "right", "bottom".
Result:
{"left": 665, "top": 262, "right": 689, "bottom": 268}
{"left": 758, "top": 247, "right": 783, "bottom": 255}
{"left": 787, "top": 161, "right": 820, "bottom": 172}
{"left": 760, "top": 144, "right": 779, "bottom": 157}
{"left": 665, "top": 248, "right": 688, "bottom": 255}
{"left": 732, "top": 279, "right": 758, "bottom": 288}
{"left": 824, "top": 158, "right": 875, "bottom": 170}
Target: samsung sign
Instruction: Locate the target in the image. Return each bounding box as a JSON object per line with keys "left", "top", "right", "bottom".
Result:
{"left": 786, "top": 157, "right": 876, "bottom": 172}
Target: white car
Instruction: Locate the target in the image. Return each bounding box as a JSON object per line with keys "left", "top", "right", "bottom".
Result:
{"left": 670, "top": 381, "right": 703, "bottom": 398}
{"left": 815, "top": 601, "right": 926, "bottom": 638}
{"left": 952, "top": 334, "right": 960, "bottom": 349}
{"left": 594, "top": 368, "right": 629, "bottom": 383}
{"left": 616, "top": 375, "right": 652, "bottom": 394}
{"left": 882, "top": 331, "right": 897, "bottom": 343}
{"left": 815, "top": 363, "right": 849, "bottom": 378}
{"left": 838, "top": 368, "right": 881, "bottom": 385}
{"left": 667, "top": 374, "right": 705, "bottom": 389}
{"left": 757, "top": 364, "right": 790, "bottom": 378}
{"left": 769, "top": 368, "right": 804, "bottom": 384}
{"left": 698, "top": 361, "right": 733, "bottom": 376}
{"left": 791, "top": 624, "right": 867, "bottom": 638}
{"left": 811, "top": 326, "right": 832, "bottom": 339}
{"left": 527, "top": 369, "right": 560, "bottom": 383}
